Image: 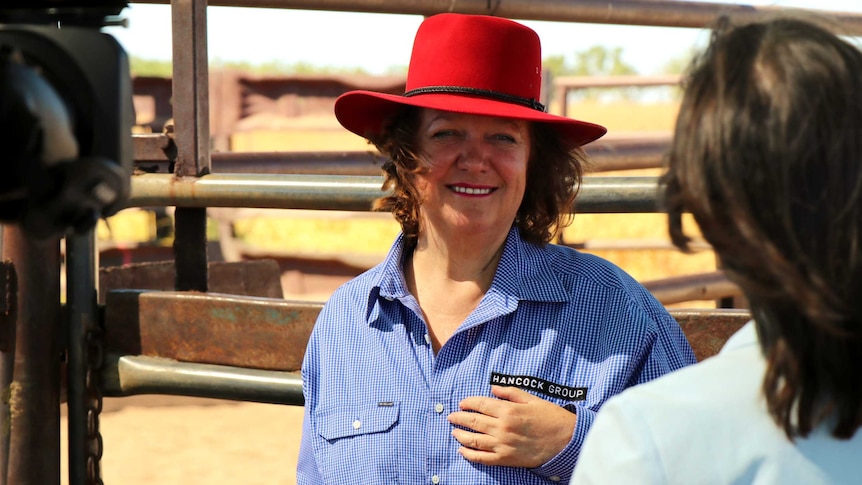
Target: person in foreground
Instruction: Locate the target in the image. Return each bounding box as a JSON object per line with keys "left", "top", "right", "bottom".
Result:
{"left": 571, "top": 15, "right": 862, "bottom": 485}
{"left": 297, "top": 12, "right": 696, "bottom": 484}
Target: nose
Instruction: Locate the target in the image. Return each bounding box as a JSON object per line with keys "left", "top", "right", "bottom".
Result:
{"left": 456, "top": 139, "right": 489, "bottom": 172}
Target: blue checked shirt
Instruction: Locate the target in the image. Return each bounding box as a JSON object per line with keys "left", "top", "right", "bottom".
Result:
{"left": 298, "top": 227, "right": 696, "bottom": 484}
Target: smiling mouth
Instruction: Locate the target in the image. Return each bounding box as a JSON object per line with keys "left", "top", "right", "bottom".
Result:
{"left": 449, "top": 185, "right": 495, "bottom": 195}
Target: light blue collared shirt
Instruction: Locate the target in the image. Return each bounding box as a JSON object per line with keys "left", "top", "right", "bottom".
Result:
{"left": 572, "top": 321, "right": 862, "bottom": 485}
{"left": 298, "top": 227, "right": 695, "bottom": 484}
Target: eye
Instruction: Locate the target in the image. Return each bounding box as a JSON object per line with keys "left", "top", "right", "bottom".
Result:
{"left": 491, "top": 133, "right": 517, "bottom": 143}
{"left": 431, "top": 129, "right": 458, "bottom": 140}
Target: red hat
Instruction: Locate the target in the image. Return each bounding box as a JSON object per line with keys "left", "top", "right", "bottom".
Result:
{"left": 334, "top": 13, "right": 607, "bottom": 147}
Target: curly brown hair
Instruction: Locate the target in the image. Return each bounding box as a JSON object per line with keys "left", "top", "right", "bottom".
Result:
{"left": 367, "top": 107, "right": 589, "bottom": 248}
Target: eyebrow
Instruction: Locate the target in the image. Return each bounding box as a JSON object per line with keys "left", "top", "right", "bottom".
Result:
{"left": 426, "top": 112, "right": 524, "bottom": 131}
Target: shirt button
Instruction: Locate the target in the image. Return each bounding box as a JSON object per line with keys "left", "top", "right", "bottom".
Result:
{"left": 549, "top": 476, "right": 560, "bottom": 482}
{"left": 434, "top": 403, "right": 444, "bottom": 413}
{"left": 431, "top": 475, "right": 440, "bottom": 484}
{"left": 352, "top": 420, "right": 361, "bottom": 430}
{"left": 424, "top": 333, "right": 431, "bottom": 344}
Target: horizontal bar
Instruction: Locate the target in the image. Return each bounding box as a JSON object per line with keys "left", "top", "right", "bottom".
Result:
{"left": 104, "top": 289, "right": 316, "bottom": 371}
{"left": 576, "top": 176, "right": 661, "bottom": 212}
{"left": 126, "top": 174, "right": 662, "bottom": 213}
{"left": 100, "top": 354, "right": 305, "bottom": 405}
{"left": 98, "top": 259, "right": 285, "bottom": 304}
{"left": 642, "top": 271, "right": 741, "bottom": 305}
{"left": 132, "top": 0, "right": 862, "bottom": 34}
{"left": 555, "top": 75, "right": 680, "bottom": 89}
{"left": 132, "top": 134, "right": 671, "bottom": 173}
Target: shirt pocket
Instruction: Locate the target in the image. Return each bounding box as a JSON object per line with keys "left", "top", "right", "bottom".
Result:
{"left": 313, "top": 402, "right": 400, "bottom": 483}
{"left": 316, "top": 402, "right": 400, "bottom": 440}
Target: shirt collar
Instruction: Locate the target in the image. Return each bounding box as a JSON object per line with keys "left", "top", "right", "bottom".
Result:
{"left": 366, "top": 227, "right": 569, "bottom": 323}
{"left": 373, "top": 232, "right": 411, "bottom": 301}
{"left": 489, "top": 226, "right": 569, "bottom": 303}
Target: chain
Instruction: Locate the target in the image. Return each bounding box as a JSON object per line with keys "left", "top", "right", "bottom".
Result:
{"left": 84, "top": 327, "right": 105, "bottom": 485}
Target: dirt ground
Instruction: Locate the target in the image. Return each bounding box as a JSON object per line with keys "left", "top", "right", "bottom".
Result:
{"left": 60, "top": 396, "right": 305, "bottom": 485}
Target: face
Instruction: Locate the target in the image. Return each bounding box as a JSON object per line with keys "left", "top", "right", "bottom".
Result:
{"left": 414, "top": 108, "right": 530, "bottom": 242}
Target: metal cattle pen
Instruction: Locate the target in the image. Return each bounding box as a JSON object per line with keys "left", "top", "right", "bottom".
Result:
{"left": 2, "top": 1, "right": 861, "bottom": 484}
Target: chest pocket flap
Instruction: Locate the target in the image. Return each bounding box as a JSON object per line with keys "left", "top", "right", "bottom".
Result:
{"left": 316, "top": 402, "right": 400, "bottom": 441}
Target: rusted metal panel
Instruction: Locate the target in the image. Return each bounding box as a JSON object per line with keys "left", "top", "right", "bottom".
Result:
{"left": 103, "top": 291, "right": 320, "bottom": 371}
{"left": 98, "top": 259, "right": 284, "bottom": 304}
{"left": 672, "top": 308, "right": 751, "bottom": 362}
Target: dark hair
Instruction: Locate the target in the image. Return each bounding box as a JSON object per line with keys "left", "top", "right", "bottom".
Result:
{"left": 662, "top": 16, "right": 862, "bottom": 439}
{"left": 369, "top": 107, "right": 588, "bottom": 247}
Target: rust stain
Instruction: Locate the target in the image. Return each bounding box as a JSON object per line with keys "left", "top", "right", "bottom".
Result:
{"left": 105, "top": 290, "right": 320, "bottom": 372}
{"left": 2, "top": 382, "right": 22, "bottom": 436}
{"left": 671, "top": 309, "right": 750, "bottom": 361}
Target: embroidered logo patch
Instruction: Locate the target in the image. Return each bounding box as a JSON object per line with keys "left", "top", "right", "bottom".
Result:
{"left": 490, "top": 372, "right": 587, "bottom": 401}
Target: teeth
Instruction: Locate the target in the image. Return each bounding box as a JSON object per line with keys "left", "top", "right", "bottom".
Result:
{"left": 451, "top": 186, "right": 492, "bottom": 195}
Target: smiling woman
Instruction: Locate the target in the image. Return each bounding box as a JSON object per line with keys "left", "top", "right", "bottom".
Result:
{"left": 297, "top": 13, "right": 696, "bottom": 485}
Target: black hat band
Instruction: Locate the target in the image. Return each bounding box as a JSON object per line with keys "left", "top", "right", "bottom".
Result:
{"left": 403, "top": 85, "right": 546, "bottom": 112}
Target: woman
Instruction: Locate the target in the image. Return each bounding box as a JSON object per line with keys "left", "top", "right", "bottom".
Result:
{"left": 298, "top": 13, "right": 695, "bottom": 484}
{"left": 572, "top": 16, "right": 862, "bottom": 484}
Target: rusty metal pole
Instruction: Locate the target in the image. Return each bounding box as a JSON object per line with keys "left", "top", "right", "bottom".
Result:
{"left": 1, "top": 226, "right": 61, "bottom": 485}
{"left": 0, "top": 227, "right": 13, "bottom": 485}
{"left": 133, "top": 0, "right": 862, "bottom": 34}
{"left": 65, "top": 232, "right": 99, "bottom": 485}
{"left": 171, "top": 0, "right": 212, "bottom": 292}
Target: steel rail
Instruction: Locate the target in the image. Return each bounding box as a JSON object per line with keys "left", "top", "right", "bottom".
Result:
{"left": 100, "top": 354, "right": 305, "bottom": 406}
{"left": 643, "top": 271, "right": 742, "bottom": 305}
{"left": 131, "top": 0, "right": 862, "bottom": 34}
{"left": 126, "top": 173, "right": 662, "bottom": 213}
{"left": 132, "top": 134, "right": 671, "bottom": 173}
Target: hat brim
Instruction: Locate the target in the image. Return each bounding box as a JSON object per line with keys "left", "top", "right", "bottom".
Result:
{"left": 334, "top": 90, "right": 607, "bottom": 148}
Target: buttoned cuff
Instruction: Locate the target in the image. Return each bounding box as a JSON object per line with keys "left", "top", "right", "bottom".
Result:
{"left": 529, "top": 405, "right": 596, "bottom": 483}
